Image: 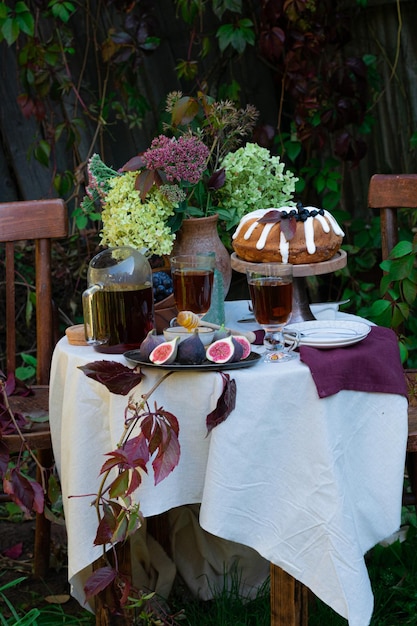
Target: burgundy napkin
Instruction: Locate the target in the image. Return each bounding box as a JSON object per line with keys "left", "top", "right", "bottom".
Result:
{"left": 252, "top": 329, "right": 265, "bottom": 345}
{"left": 299, "top": 325, "right": 408, "bottom": 399}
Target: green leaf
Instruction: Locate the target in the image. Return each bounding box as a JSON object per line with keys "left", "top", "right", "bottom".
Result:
{"left": 402, "top": 278, "right": 417, "bottom": 306}
{"left": 25, "top": 291, "right": 33, "bottom": 326}
{"left": 389, "top": 240, "right": 413, "bottom": 258}
{"left": 398, "top": 340, "right": 408, "bottom": 363}
{"left": 392, "top": 302, "right": 408, "bottom": 327}
{"left": 285, "top": 140, "right": 301, "bottom": 162}
{"left": 216, "top": 20, "right": 254, "bottom": 54}
{"left": 380, "top": 274, "right": 392, "bottom": 295}
{"left": 387, "top": 256, "right": 415, "bottom": 281}
{"left": 212, "top": 0, "right": 242, "bottom": 19}
{"left": 16, "top": 11, "right": 34, "bottom": 36}
{"left": 75, "top": 214, "right": 88, "bottom": 229}
{"left": 369, "top": 299, "right": 391, "bottom": 316}
{"left": 109, "top": 470, "right": 129, "bottom": 499}
{"left": 21, "top": 353, "right": 37, "bottom": 366}
{"left": 33, "top": 140, "right": 51, "bottom": 167}
{"left": 2, "top": 19, "right": 19, "bottom": 45}
{"left": 15, "top": 1, "right": 31, "bottom": 12}
{"left": 15, "top": 364, "right": 36, "bottom": 380}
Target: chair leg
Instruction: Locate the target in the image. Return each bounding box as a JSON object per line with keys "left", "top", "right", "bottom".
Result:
{"left": 33, "top": 448, "right": 53, "bottom": 578}
{"left": 270, "top": 564, "right": 308, "bottom": 626}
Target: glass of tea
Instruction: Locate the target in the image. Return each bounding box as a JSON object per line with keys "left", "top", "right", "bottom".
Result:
{"left": 246, "top": 263, "right": 297, "bottom": 362}
{"left": 170, "top": 254, "right": 216, "bottom": 318}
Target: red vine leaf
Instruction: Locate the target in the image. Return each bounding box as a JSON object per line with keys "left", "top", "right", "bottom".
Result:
{"left": 258, "top": 210, "right": 296, "bottom": 241}
{"left": 208, "top": 167, "right": 226, "bottom": 190}
{"left": 78, "top": 361, "right": 143, "bottom": 395}
{"left": 84, "top": 566, "right": 117, "bottom": 601}
{"left": 3, "top": 468, "right": 44, "bottom": 515}
{"left": 3, "top": 372, "right": 33, "bottom": 397}
{"left": 3, "top": 542, "right": 23, "bottom": 559}
{"left": 152, "top": 424, "right": 180, "bottom": 485}
{"left": 257, "top": 209, "right": 282, "bottom": 224}
{"left": 120, "top": 154, "right": 146, "bottom": 171}
{"left": 206, "top": 373, "right": 236, "bottom": 434}
{"left": 100, "top": 439, "right": 149, "bottom": 475}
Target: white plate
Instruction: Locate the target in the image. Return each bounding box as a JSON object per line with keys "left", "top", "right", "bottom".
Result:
{"left": 284, "top": 320, "right": 371, "bottom": 349}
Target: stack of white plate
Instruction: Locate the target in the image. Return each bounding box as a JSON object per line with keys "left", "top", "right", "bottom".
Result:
{"left": 284, "top": 320, "right": 371, "bottom": 349}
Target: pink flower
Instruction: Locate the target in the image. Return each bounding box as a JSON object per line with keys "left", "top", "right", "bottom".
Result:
{"left": 143, "top": 135, "right": 209, "bottom": 184}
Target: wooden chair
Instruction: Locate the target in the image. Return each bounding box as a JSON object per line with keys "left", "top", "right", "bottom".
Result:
{"left": 0, "top": 199, "right": 68, "bottom": 577}
{"left": 368, "top": 173, "right": 417, "bottom": 506}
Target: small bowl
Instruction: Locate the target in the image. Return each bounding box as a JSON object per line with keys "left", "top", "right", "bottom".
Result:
{"left": 163, "top": 326, "right": 214, "bottom": 346}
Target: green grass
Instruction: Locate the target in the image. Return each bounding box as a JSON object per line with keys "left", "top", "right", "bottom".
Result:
{"left": 3, "top": 511, "right": 417, "bottom": 624}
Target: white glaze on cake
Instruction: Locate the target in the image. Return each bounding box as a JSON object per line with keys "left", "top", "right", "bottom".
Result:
{"left": 232, "top": 207, "right": 344, "bottom": 263}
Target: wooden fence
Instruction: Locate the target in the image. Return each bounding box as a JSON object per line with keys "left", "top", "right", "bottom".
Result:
{"left": 0, "top": 0, "right": 416, "bottom": 219}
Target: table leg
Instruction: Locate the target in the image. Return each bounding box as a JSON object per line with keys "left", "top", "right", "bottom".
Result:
{"left": 270, "top": 564, "right": 309, "bottom": 626}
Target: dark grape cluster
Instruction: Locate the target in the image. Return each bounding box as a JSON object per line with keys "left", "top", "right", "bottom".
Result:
{"left": 152, "top": 271, "right": 173, "bottom": 302}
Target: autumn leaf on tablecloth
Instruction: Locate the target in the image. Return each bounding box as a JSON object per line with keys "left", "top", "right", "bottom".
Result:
{"left": 141, "top": 409, "right": 180, "bottom": 484}
{"left": 258, "top": 209, "right": 296, "bottom": 240}
{"left": 78, "top": 361, "right": 143, "bottom": 395}
{"left": 206, "top": 373, "right": 236, "bottom": 434}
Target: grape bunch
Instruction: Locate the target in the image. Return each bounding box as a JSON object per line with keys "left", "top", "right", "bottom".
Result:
{"left": 152, "top": 271, "right": 173, "bottom": 302}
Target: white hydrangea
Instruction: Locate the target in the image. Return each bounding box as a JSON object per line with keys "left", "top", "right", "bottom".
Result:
{"left": 219, "top": 143, "right": 298, "bottom": 230}
{"left": 100, "top": 172, "right": 176, "bottom": 257}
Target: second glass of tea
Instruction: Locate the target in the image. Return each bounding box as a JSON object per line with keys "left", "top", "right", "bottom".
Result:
{"left": 170, "top": 254, "right": 216, "bottom": 318}
{"left": 246, "top": 263, "right": 296, "bottom": 362}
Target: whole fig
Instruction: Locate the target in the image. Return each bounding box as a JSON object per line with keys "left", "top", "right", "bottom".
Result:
{"left": 176, "top": 330, "right": 206, "bottom": 365}
{"left": 138, "top": 329, "right": 165, "bottom": 362}
{"left": 213, "top": 325, "right": 230, "bottom": 341}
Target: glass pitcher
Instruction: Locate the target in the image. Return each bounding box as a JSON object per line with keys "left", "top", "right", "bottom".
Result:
{"left": 82, "top": 246, "right": 155, "bottom": 353}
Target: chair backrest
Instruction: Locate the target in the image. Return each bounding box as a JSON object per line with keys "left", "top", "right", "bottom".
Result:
{"left": 0, "top": 199, "right": 68, "bottom": 384}
{"left": 368, "top": 174, "right": 417, "bottom": 260}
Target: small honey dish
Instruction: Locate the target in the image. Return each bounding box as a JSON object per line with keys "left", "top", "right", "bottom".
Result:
{"left": 163, "top": 326, "right": 214, "bottom": 346}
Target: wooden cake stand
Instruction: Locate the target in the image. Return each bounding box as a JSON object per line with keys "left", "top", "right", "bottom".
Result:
{"left": 230, "top": 250, "right": 347, "bottom": 323}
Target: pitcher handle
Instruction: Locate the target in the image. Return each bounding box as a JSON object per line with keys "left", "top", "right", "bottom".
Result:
{"left": 82, "top": 283, "right": 104, "bottom": 344}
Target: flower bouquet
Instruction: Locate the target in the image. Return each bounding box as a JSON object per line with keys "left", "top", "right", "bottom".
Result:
{"left": 82, "top": 92, "right": 298, "bottom": 258}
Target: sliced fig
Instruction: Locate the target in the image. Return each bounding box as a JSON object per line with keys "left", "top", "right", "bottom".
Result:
{"left": 138, "top": 329, "right": 165, "bottom": 362}
{"left": 149, "top": 337, "right": 179, "bottom": 365}
{"left": 232, "top": 335, "right": 251, "bottom": 360}
{"left": 206, "top": 336, "right": 236, "bottom": 364}
{"left": 229, "top": 337, "right": 244, "bottom": 362}
{"left": 177, "top": 330, "right": 206, "bottom": 365}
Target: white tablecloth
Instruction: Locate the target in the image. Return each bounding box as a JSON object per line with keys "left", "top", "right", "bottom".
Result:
{"left": 49, "top": 301, "right": 408, "bottom": 626}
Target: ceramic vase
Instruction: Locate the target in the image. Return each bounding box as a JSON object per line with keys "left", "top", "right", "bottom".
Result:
{"left": 172, "top": 214, "right": 232, "bottom": 295}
